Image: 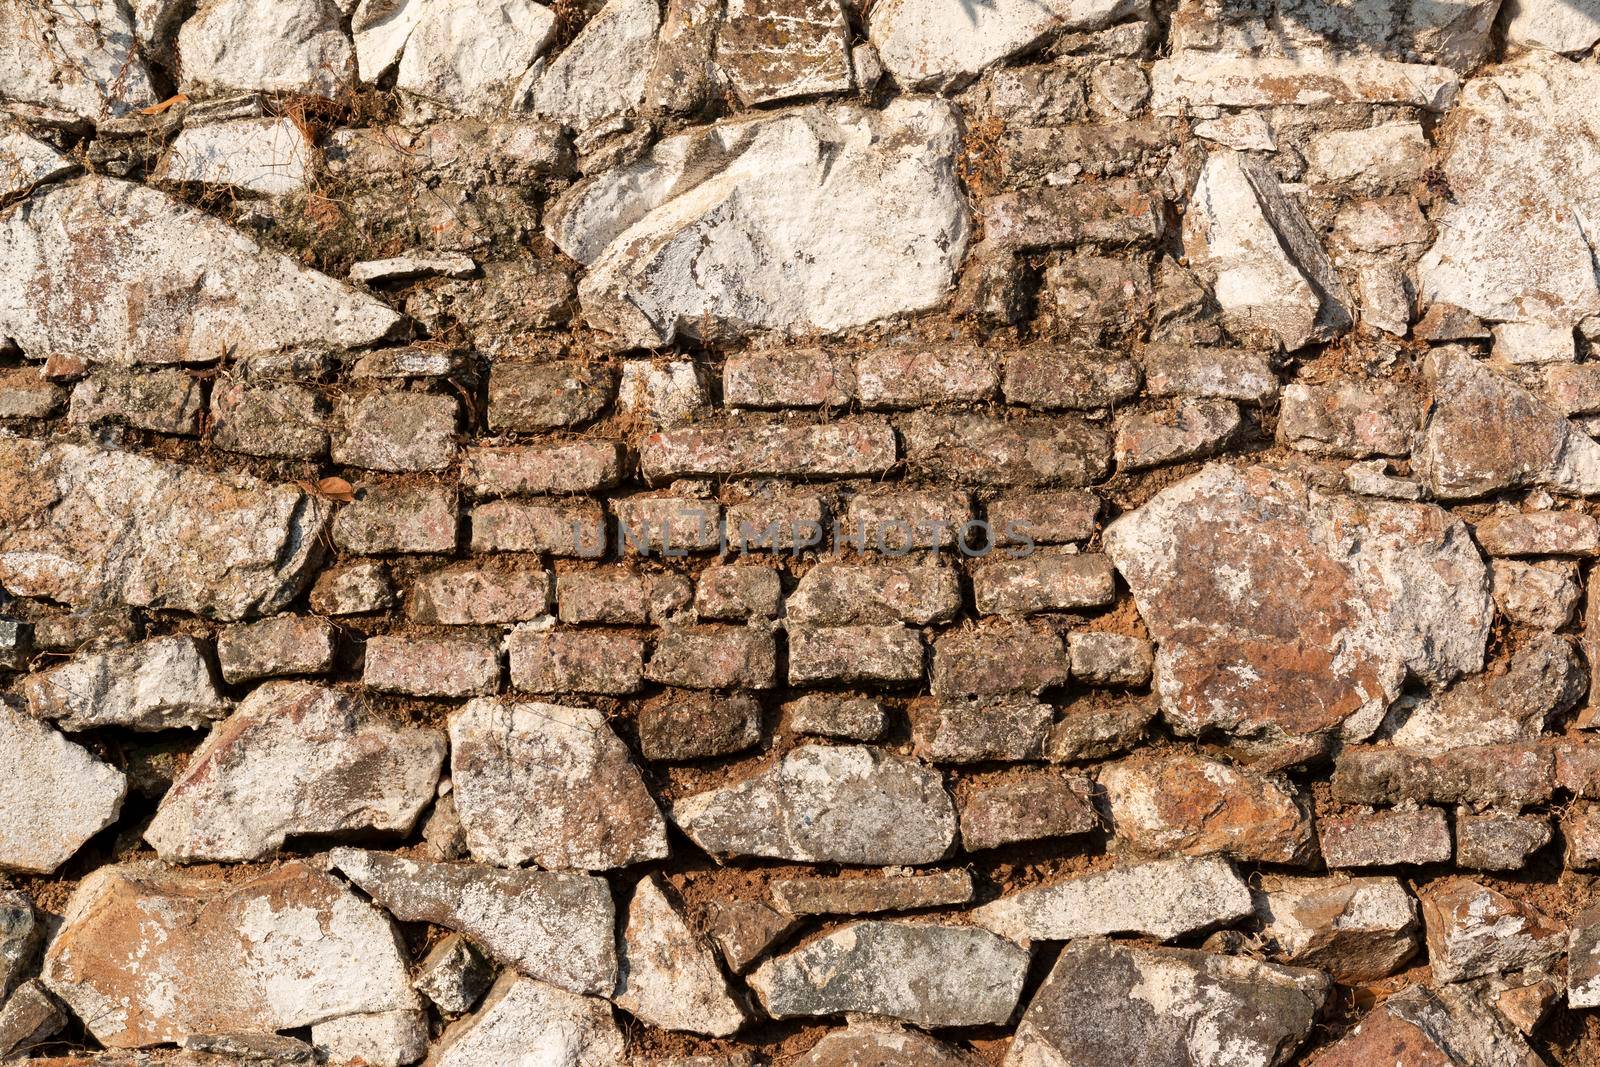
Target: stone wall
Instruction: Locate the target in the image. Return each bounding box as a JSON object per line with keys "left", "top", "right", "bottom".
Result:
{"left": 2, "top": 0, "right": 1600, "bottom": 1063}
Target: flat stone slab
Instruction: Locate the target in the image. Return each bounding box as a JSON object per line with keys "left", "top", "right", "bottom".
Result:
{"left": 0, "top": 700, "right": 125, "bottom": 874}
{"left": 0, "top": 439, "right": 331, "bottom": 621}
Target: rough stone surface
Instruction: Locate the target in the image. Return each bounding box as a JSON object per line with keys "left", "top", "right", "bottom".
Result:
{"left": 144, "top": 682, "right": 444, "bottom": 862}
{"left": 0, "top": 699, "right": 125, "bottom": 874}
{"left": 1259, "top": 875, "right": 1419, "bottom": 983}
{"left": 25, "top": 635, "right": 228, "bottom": 732}
{"left": 429, "top": 973, "right": 624, "bottom": 1067}
{"left": 1419, "top": 877, "right": 1566, "bottom": 983}
{"left": 615, "top": 876, "right": 745, "bottom": 1037}
{"left": 749, "top": 921, "right": 1028, "bottom": 1027}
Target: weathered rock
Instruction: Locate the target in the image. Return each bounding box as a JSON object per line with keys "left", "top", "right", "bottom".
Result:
{"left": 1418, "top": 878, "right": 1566, "bottom": 983}
{"left": 1493, "top": 558, "right": 1581, "bottom": 628}
{"left": 415, "top": 934, "right": 493, "bottom": 1015}
{"left": 546, "top": 99, "right": 969, "bottom": 347}
{"left": 0, "top": 890, "right": 40, "bottom": 1000}
{"left": 430, "top": 973, "right": 624, "bottom": 1067}
{"left": 795, "top": 1022, "right": 984, "bottom": 1066}
{"left": 641, "top": 419, "right": 896, "bottom": 483}
{"left": 330, "top": 848, "right": 617, "bottom": 996}
{"left": 647, "top": 625, "right": 777, "bottom": 689}
{"left": 706, "top": 898, "right": 802, "bottom": 974}
{"left": 179, "top": 0, "right": 353, "bottom": 98}
{"left": 363, "top": 0, "right": 557, "bottom": 115}
{"left": 526, "top": 0, "right": 659, "bottom": 134}
{"left": 1390, "top": 634, "right": 1585, "bottom": 749}
{"left": 901, "top": 412, "right": 1112, "bottom": 487}
{"left": 25, "top": 635, "right": 228, "bottom": 732}
{"left": 0, "top": 439, "right": 330, "bottom": 620}
{"left": 1151, "top": 52, "right": 1460, "bottom": 113}
{"left": 1334, "top": 743, "right": 1557, "bottom": 807}
{"left": 66, "top": 366, "right": 205, "bottom": 435}
{"left": 308, "top": 1008, "right": 425, "bottom": 1067}
{"left": 749, "top": 921, "right": 1028, "bottom": 1027}
{"left": 958, "top": 771, "right": 1098, "bottom": 851}
{"left": 618, "top": 360, "right": 714, "bottom": 427}
{"left": 1506, "top": 0, "right": 1600, "bottom": 54}
{"left": 1, "top": 178, "right": 399, "bottom": 365}
{"left": 42, "top": 862, "right": 415, "bottom": 1048}
{"left": 368, "top": 634, "right": 502, "bottom": 697}
{"left": 784, "top": 694, "right": 888, "bottom": 741}
{"left": 1279, "top": 380, "right": 1417, "bottom": 457}
{"left": 696, "top": 565, "right": 782, "bottom": 621}
{"left": 311, "top": 559, "right": 396, "bottom": 615}
{"left": 508, "top": 628, "right": 643, "bottom": 696}
{"left": 1319, "top": 805, "right": 1453, "bottom": 868}
{"left": 1114, "top": 398, "right": 1243, "bottom": 471}
{"left": 771, "top": 869, "right": 973, "bottom": 916}
{"left": 1007, "top": 939, "right": 1330, "bottom": 1067}
{"left": 1420, "top": 55, "right": 1600, "bottom": 330}
{"left": 334, "top": 391, "right": 458, "bottom": 473}
{"left": 931, "top": 621, "right": 1068, "bottom": 697}
{"left": 449, "top": 697, "right": 669, "bottom": 870}
{"left": 1475, "top": 509, "right": 1600, "bottom": 556}
{"left": 1571, "top": 903, "right": 1600, "bottom": 1008}
{"left": 615, "top": 876, "right": 745, "bottom": 1037}
{"left": 638, "top": 690, "right": 763, "bottom": 761}
{"left": 157, "top": 118, "right": 311, "bottom": 195}
{"left": 0, "top": 123, "right": 74, "bottom": 199}
{"left": 972, "top": 551, "right": 1115, "bottom": 615}
{"left": 787, "top": 563, "right": 961, "bottom": 626}
{"left": 788, "top": 625, "right": 925, "bottom": 685}
{"left": 1098, "top": 750, "right": 1314, "bottom": 865}
{"left": 870, "top": 0, "right": 1145, "bottom": 90}
{"left": 1416, "top": 348, "right": 1600, "bottom": 499}
{"left": 910, "top": 695, "right": 1052, "bottom": 763}
{"left": 0, "top": 980, "right": 64, "bottom": 1061}
{"left": 144, "top": 682, "right": 445, "bottom": 862}
{"left": 975, "top": 857, "right": 1253, "bottom": 944}
{"left": 1068, "top": 631, "right": 1153, "bottom": 687}
{"left": 1289, "top": 983, "right": 1542, "bottom": 1067}
{"left": 214, "top": 615, "right": 335, "bottom": 684}
{"left": 0, "top": 0, "right": 158, "bottom": 122}
{"left": 671, "top": 744, "right": 956, "bottom": 865}
{"left": 1259, "top": 875, "right": 1419, "bottom": 983}
{"left": 0, "top": 700, "right": 125, "bottom": 873}
{"left": 716, "top": 0, "right": 853, "bottom": 106}
{"left": 1457, "top": 810, "right": 1553, "bottom": 871}
{"left": 1140, "top": 343, "right": 1278, "bottom": 403}
{"left": 1104, "top": 463, "right": 1491, "bottom": 740}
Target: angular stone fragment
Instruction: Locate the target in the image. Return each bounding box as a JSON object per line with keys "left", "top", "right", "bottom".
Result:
{"left": 333, "top": 392, "right": 457, "bottom": 473}
{"left": 1475, "top": 510, "right": 1600, "bottom": 556}
{"left": 1279, "top": 380, "right": 1417, "bottom": 457}
{"left": 144, "top": 682, "right": 444, "bottom": 862}
{"left": 527, "top": 0, "right": 658, "bottom": 134}
{"left": 750, "top": 921, "right": 1027, "bottom": 1027}
{"left": 672, "top": 744, "right": 955, "bottom": 865}
{"left": 0, "top": 980, "right": 64, "bottom": 1060}
{"left": 796, "top": 1022, "right": 984, "bottom": 1067}
{"left": 68, "top": 367, "right": 204, "bottom": 435}
{"left": 958, "top": 770, "right": 1098, "bottom": 851}
{"left": 616, "top": 876, "right": 745, "bottom": 1037}
{"left": 1104, "top": 463, "right": 1491, "bottom": 740}
{"left": 901, "top": 412, "right": 1112, "bottom": 487}
{"left": 932, "top": 621, "right": 1068, "bottom": 697}
{"left": 1068, "top": 631, "right": 1153, "bottom": 686}
{"left": 157, "top": 117, "right": 311, "bottom": 195}
{"left": 0, "top": 0, "right": 158, "bottom": 122}
{"left": 976, "top": 857, "right": 1252, "bottom": 944}
{"left": 312, "top": 559, "right": 396, "bottom": 615}
{"left": 308, "top": 1009, "right": 425, "bottom": 1067}
{"left": 784, "top": 694, "right": 888, "bottom": 742}
{"left": 510, "top": 628, "right": 643, "bottom": 695}
{"left": 1571, "top": 904, "right": 1600, "bottom": 1008}
{"left": 1420, "top": 56, "right": 1600, "bottom": 330}
{"left": 1493, "top": 558, "right": 1581, "bottom": 628}
{"left": 1312, "top": 984, "right": 1544, "bottom": 1067}
{"left": 430, "top": 973, "right": 624, "bottom": 1067}
{"left": 0, "top": 439, "right": 330, "bottom": 621}
{"left": 707, "top": 898, "right": 801, "bottom": 974}
{"left": 717, "top": 0, "right": 852, "bottom": 106}
{"left": 26, "top": 635, "right": 228, "bottom": 732}
{"left": 0, "top": 701, "right": 125, "bottom": 874}
{"left": 696, "top": 565, "right": 782, "bottom": 621}
{"left": 415, "top": 934, "right": 493, "bottom": 1015}
{"left": 871, "top": 0, "right": 1143, "bottom": 90}
{"left": 546, "top": 100, "right": 969, "bottom": 347}
{"left": 771, "top": 869, "right": 973, "bottom": 916}
{"left": 1417, "top": 348, "right": 1600, "bottom": 499}
{"left": 988, "top": 489, "right": 1099, "bottom": 546}
{"left": 1260, "top": 875, "right": 1419, "bottom": 983}
{"left": 42, "top": 862, "right": 415, "bottom": 1048}
{"left": 0, "top": 891, "right": 40, "bottom": 1000}
{"left": 330, "top": 848, "right": 617, "bottom": 996}
{"left": 1184, "top": 150, "right": 1350, "bottom": 350}
{"left": 787, "top": 564, "right": 961, "bottom": 626}
{"left": 972, "top": 551, "right": 1115, "bottom": 616}
{"left": 1151, "top": 52, "right": 1459, "bottom": 112}
{"left": 641, "top": 419, "right": 896, "bottom": 483}
{"left": 788, "top": 625, "right": 924, "bottom": 686}
{"left": 381, "top": 0, "right": 557, "bottom": 116}
{"left": 1099, "top": 751, "right": 1314, "bottom": 865}
{"left": 1007, "top": 939, "right": 1330, "bottom": 1067}
{"left": 179, "top": 0, "right": 352, "bottom": 97}
{"left": 0, "top": 366, "right": 64, "bottom": 419}
{"left": 1419, "top": 878, "right": 1566, "bottom": 983}
{"left": 488, "top": 361, "right": 614, "bottom": 431}
{"left": 1, "top": 178, "right": 397, "bottom": 365}
{"left": 1319, "top": 806, "right": 1452, "bottom": 868}
{"left": 1457, "top": 810, "right": 1552, "bottom": 871}
{"left": 618, "top": 360, "right": 713, "bottom": 428}
{"left": 450, "top": 697, "right": 669, "bottom": 870}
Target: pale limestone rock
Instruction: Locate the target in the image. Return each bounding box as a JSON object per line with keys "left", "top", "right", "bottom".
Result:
{"left": 525, "top": 0, "right": 659, "bottom": 133}
{"left": 0, "top": 0, "right": 158, "bottom": 122}
{"left": 311, "top": 1010, "right": 427, "bottom": 1067}
{"left": 179, "top": 0, "right": 354, "bottom": 98}
{"left": 0, "top": 178, "right": 401, "bottom": 365}
{"left": 869, "top": 0, "right": 1147, "bottom": 90}
{"left": 796, "top": 1022, "right": 984, "bottom": 1066}
{"left": 0, "top": 439, "right": 331, "bottom": 621}
{"left": 972, "top": 857, "right": 1253, "bottom": 943}
{"left": 449, "top": 698, "right": 669, "bottom": 870}
{"left": 0, "top": 123, "right": 73, "bottom": 199}
{"left": 431, "top": 974, "right": 624, "bottom": 1067}
{"left": 1103, "top": 463, "right": 1491, "bottom": 741}
{"left": 1260, "top": 875, "right": 1420, "bottom": 983}
{"left": 671, "top": 744, "right": 956, "bottom": 865}
{"left": 1006, "top": 940, "right": 1330, "bottom": 1067}
{"left": 157, "top": 118, "right": 312, "bottom": 195}
{"left": 395, "top": 0, "right": 557, "bottom": 114}
{"left": 0, "top": 700, "right": 125, "bottom": 874}
{"left": 1183, "top": 150, "right": 1350, "bottom": 350}
{"left": 749, "top": 921, "right": 1029, "bottom": 1027}
{"left": 145, "top": 682, "right": 445, "bottom": 862}
{"left": 41, "top": 862, "right": 416, "bottom": 1048}
{"left": 1419, "top": 55, "right": 1600, "bottom": 330}
{"left": 1505, "top": 0, "right": 1600, "bottom": 54}
{"left": 331, "top": 848, "right": 618, "bottom": 996}
{"left": 1152, "top": 52, "right": 1459, "bottom": 113}
{"left": 615, "top": 876, "right": 745, "bottom": 1037}
{"left": 25, "top": 635, "right": 229, "bottom": 732}
{"left": 545, "top": 98, "right": 969, "bottom": 347}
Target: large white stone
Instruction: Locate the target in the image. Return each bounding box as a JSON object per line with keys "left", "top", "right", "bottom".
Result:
{"left": 524, "top": 0, "right": 659, "bottom": 133}
{"left": 1184, "top": 150, "right": 1351, "bottom": 350}
{"left": 352, "top": 0, "right": 557, "bottom": 114}
{"left": 869, "top": 0, "right": 1146, "bottom": 89}
{"left": 25, "top": 635, "right": 230, "bottom": 732}
{"left": 178, "top": 0, "right": 354, "bottom": 98}
{"left": 0, "top": 700, "right": 125, "bottom": 874}
{"left": 157, "top": 118, "right": 311, "bottom": 195}
{"left": 0, "top": 0, "right": 158, "bottom": 123}
{"left": 615, "top": 875, "right": 745, "bottom": 1037}
{"left": 431, "top": 974, "right": 624, "bottom": 1067}
{"left": 0, "top": 123, "right": 73, "bottom": 199}
{"left": 145, "top": 682, "right": 445, "bottom": 862}
{"left": 546, "top": 97, "right": 969, "bottom": 348}
{"left": 0, "top": 177, "right": 401, "bottom": 365}
{"left": 1505, "top": 0, "right": 1600, "bottom": 54}
{"left": 1419, "top": 54, "right": 1600, "bottom": 329}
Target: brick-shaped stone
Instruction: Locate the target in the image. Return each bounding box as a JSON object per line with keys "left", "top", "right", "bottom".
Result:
{"left": 365, "top": 635, "right": 500, "bottom": 697}
{"left": 932, "top": 622, "right": 1068, "bottom": 697}
{"left": 959, "top": 770, "right": 1098, "bottom": 851}
{"left": 556, "top": 570, "right": 692, "bottom": 625}
{"left": 69, "top": 369, "right": 203, "bottom": 435}
{"left": 724, "top": 349, "right": 854, "bottom": 408}
{"left": 1003, "top": 349, "right": 1141, "bottom": 409}
{"left": 901, "top": 414, "right": 1112, "bottom": 487}
{"left": 488, "top": 361, "right": 614, "bottom": 431}
{"left": 638, "top": 691, "right": 763, "bottom": 761}
{"left": 210, "top": 381, "right": 329, "bottom": 459}
{"left": 217, "top": 615, "right": 336, "bottom": 684}
{"left": 460, "top": 443, "right": 624, "bottom": 497}
{"left": 855, "top": 346, "right": 997, "bottom": 407}
{"left": 334, "top": 485, "right": 458, "bottom": 555}
{"left": 788, "top": 625, "right": 924, "bottom": 685}
{"left": 614, "top": 495, "right": 724, "bottom": 554}
{"left": 410, "top": 564, "right": 552, "bottom": 624}
{"left": 787, "top": 563, "right": 962, "bottom": 625}
{"left": 641, "top": 419, "right": 896, "bottom": 483}
{"left": 471, "top": 499, "right": 606, "bottom": 557}
{"left": 1320, "top": 806, "right": 1452, "bottom": 868}
{"left": 988, "top": 489, "right": 1099, "bottom": 546}
{"left": 333, "top": 392, "right": 457, "bottom": 472}
{"left": 973, "top": 551, "right": 1115, "bottom": 615}
{"left": 1068, "top": 631, "right": 1153, "bottom": 686}
{"left": 510, "top": 628, "right": 644, "bottom": 695}
{"left": 647, "top": 627, "right": 778, "bottom": 689}
{"left": 695, "top": 566, "right": 782, "bottom": 621}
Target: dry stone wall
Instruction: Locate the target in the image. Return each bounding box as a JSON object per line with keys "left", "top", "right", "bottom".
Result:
{"left": 4, "top": 0, "right": 1600, "bottom": 1063}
